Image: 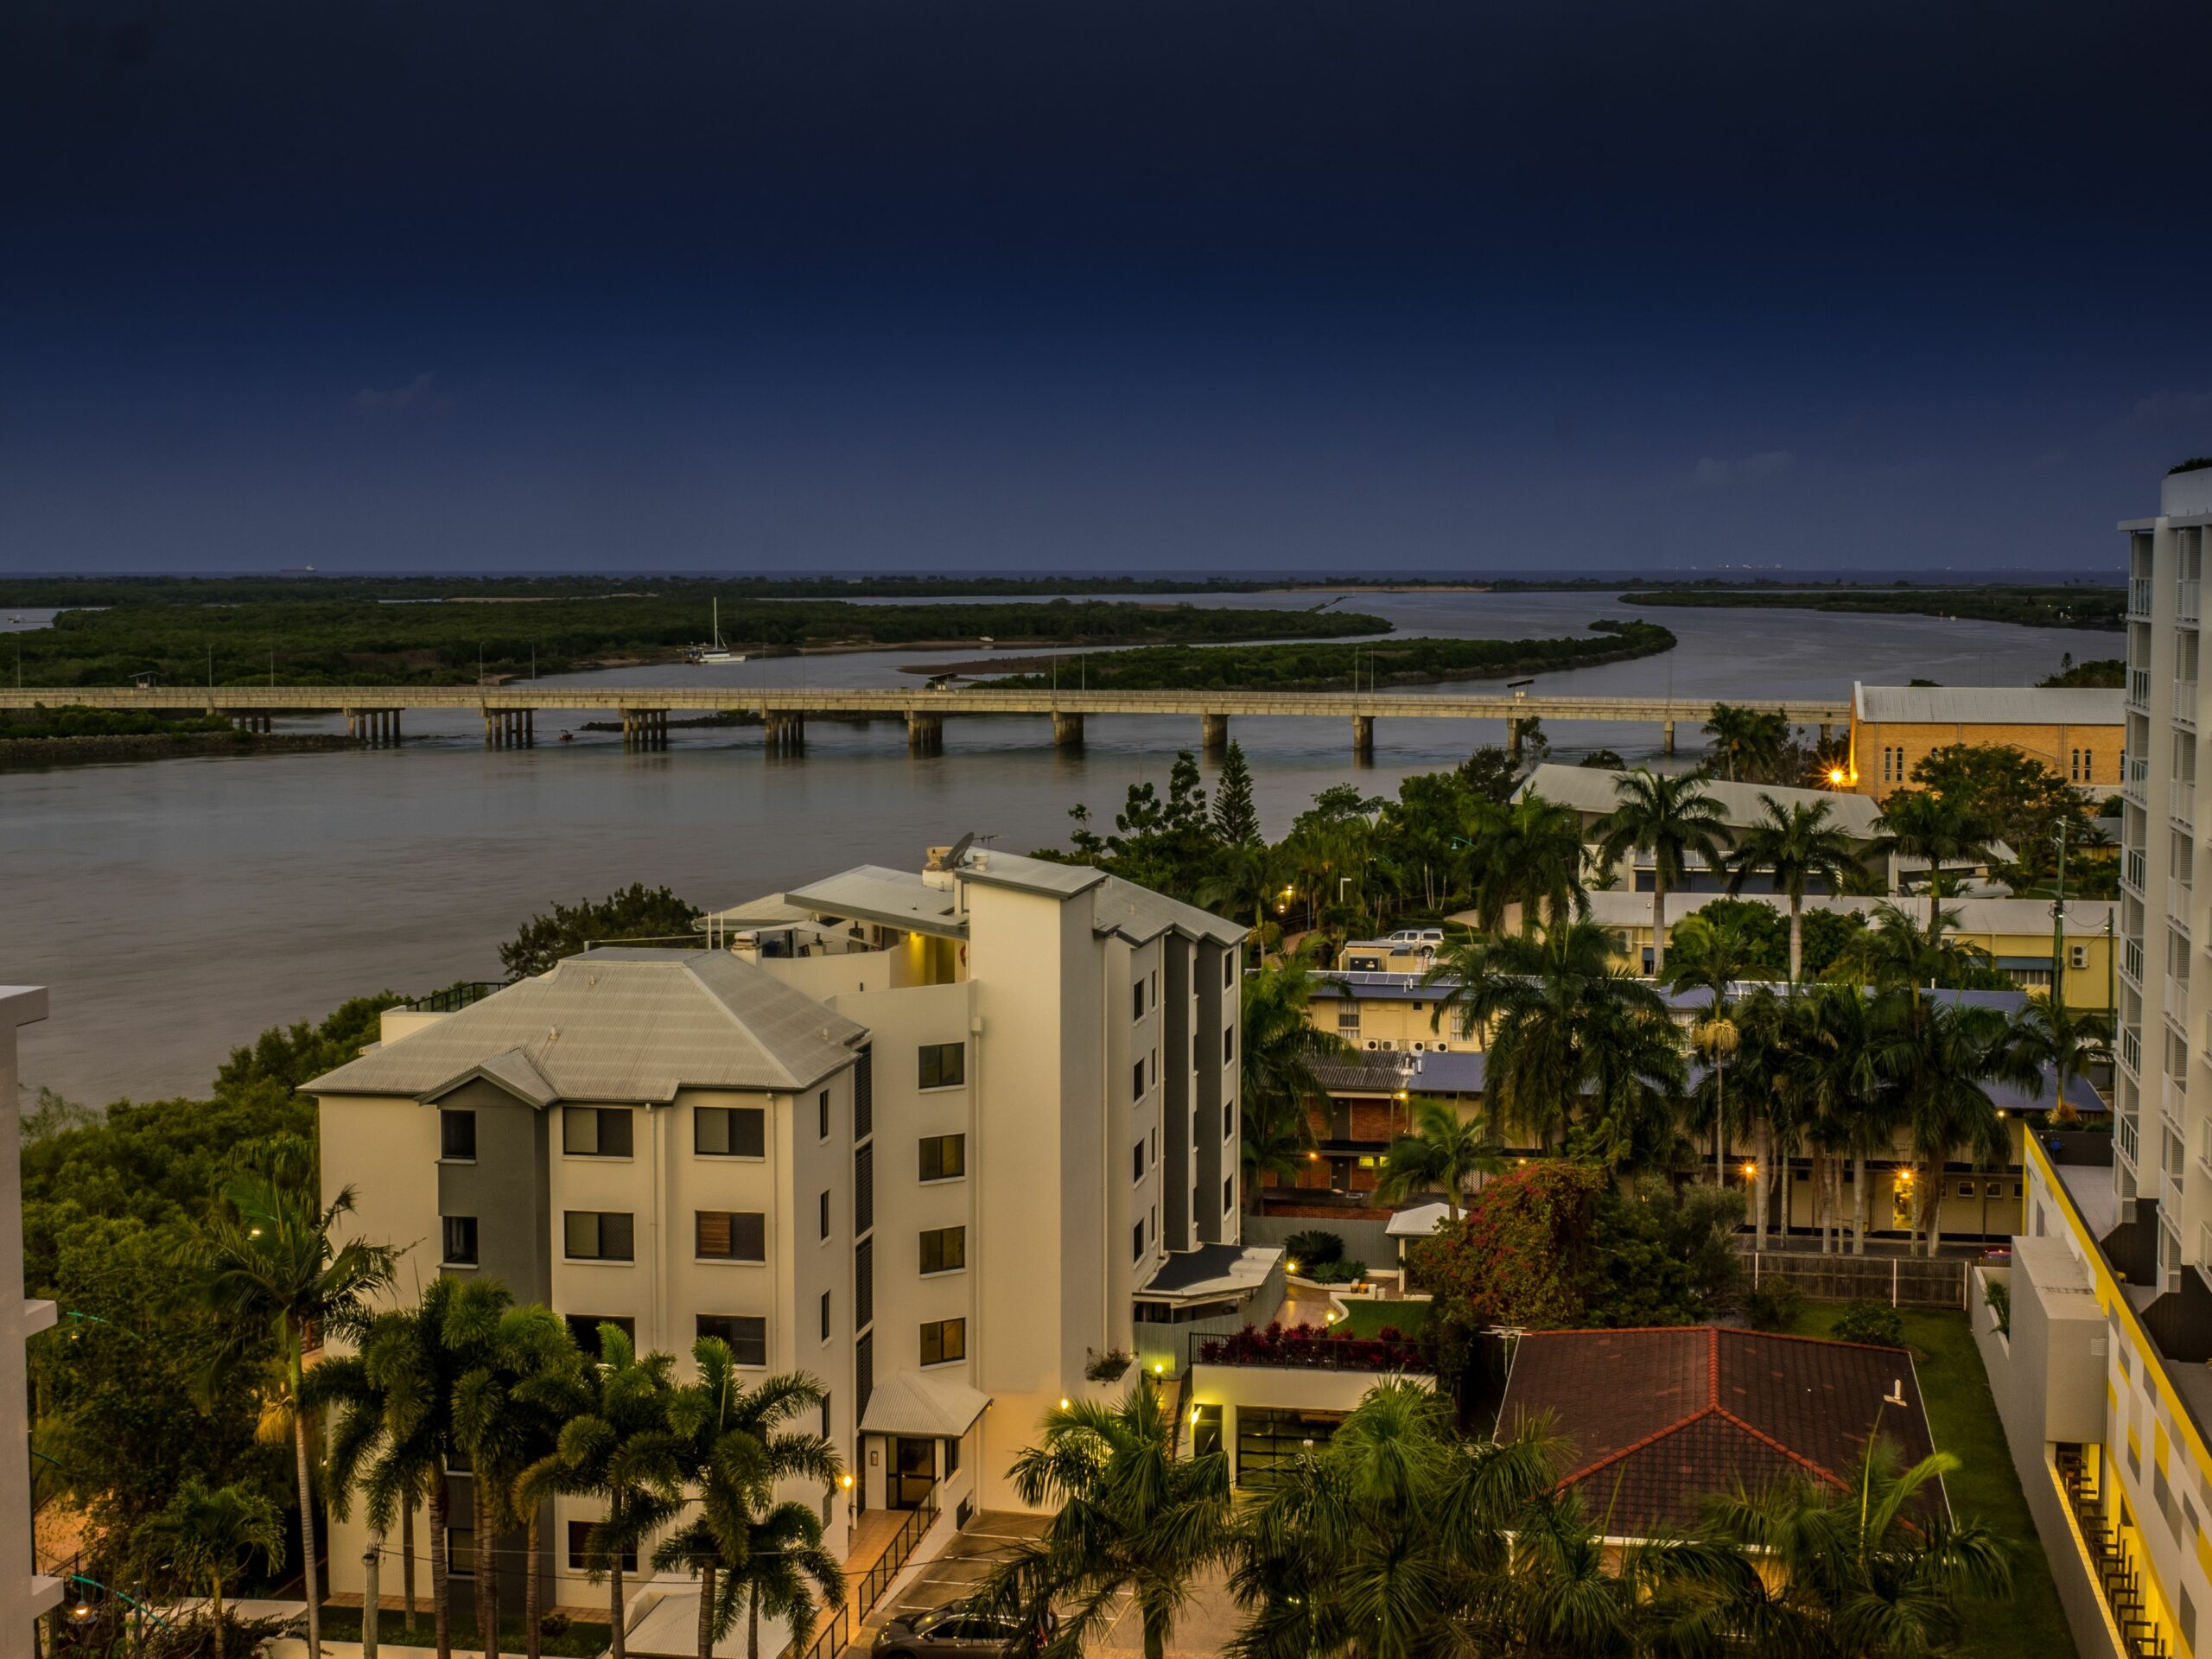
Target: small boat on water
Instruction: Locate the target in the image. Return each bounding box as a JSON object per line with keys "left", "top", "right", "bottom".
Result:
{"left": 688, "top": 600, "right": 747, "bottom": 665}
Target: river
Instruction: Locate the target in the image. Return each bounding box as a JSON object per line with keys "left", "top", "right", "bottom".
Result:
{"left": 0, "top": 588, "right": 2116, "bottom": 1105}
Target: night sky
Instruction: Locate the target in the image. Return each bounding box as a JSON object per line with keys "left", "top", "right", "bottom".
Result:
{"left": 4, "top": 3, "right": 2209, "bottom": 575}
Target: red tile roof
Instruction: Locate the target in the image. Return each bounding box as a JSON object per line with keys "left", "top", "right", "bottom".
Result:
{"left": 1496, "top": 1326, "right": 1939, "bottom": 1536}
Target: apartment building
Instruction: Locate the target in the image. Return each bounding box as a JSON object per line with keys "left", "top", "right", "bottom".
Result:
{"left": 309, "top": 844, "right": 1263, "bottom": 1615}
{"left": 1978, "top": 464, "right": 2212, "bottom": 1659}
{"left": 1, "top": 988, "right": 65, "bottom": 1646}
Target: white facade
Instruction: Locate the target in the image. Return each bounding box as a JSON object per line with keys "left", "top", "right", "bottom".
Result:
{"left": 1, "top": 988, "right": 65, "bottom": 1643}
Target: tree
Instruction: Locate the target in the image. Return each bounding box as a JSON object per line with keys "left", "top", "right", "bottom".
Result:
{"left": 1467, "top": 793, "right": 1589, "bottom": 937}
{"left": 1236, "top": 954, "right": 1353, "bottom": 1205}
{"left": 1666, "top": 913, "right": 1763, "bottom": 1185}
{"left": 1701, "top": 704, "right": 1790, "bottom": 784}
{"left": 1725, "top": 795, "right": 1858, "bottom": 982}
{"left": 1594, "top": 768, "right": 1730, "bottom": 976}
{"left": 500, "top": 883, "right": 702, "bottom": 978}
{"left": 1910, "top": 743, "right": 2093, "bottom": 884}
{"left": 656, "top": 1339, "right": 844, "bottom": 1659}
{"left": 1195, "top": 840, "right": 1284, "bottom": 944}
{"left": 1458, "top": 744, "right": 1526, "bottom": 805}
{"left": 1374, "top": 1096, "right": 1503, "bottom": 1221}
{"left": 184, "top": 1135, "right": 397, "bottom": 1659}
{"left": 1778, "top": 985, "right": 1891, "bottom": 1255}
{"left": 1067, "top": 753, "right": 1217, "bottom": 902}
{"left": 2012, "top": 993, "right": 2113, "bottom": 1126}
{"left": 1211, "top": 741, "right": 1261, "bottom": 846}
{"left": 1873, "top": 992, "right": 2032, "bottom": 1255}
{"left": 1412, "top": 1161, "right": 1610, "bottom": 1333}
{"left": 1872, "top": 790, "right": 1994, "bottom": 930}
{"left": 1834, "top": 900, "right": 2010, "bottom": 995}
{"left": 982, "top": 1376, "right": 1231, "bottom": 1659}
{"left": 136, "top": 1479, "right": 287, "bottom": 1659}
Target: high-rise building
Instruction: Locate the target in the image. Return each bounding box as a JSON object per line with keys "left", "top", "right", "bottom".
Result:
{"left": 1, "top": 988, "right": 66, "bottom": 1643}
{"left": 309, "top": 844, "right": 1276, "bottom": 1618}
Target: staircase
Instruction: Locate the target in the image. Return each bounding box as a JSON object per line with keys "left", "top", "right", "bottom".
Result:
{"left": 2056, "top": 1446, "right": 2171, "bottom": 1658}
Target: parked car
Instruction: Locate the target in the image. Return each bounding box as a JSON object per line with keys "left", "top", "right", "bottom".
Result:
{"left": 873, "top": 1602, "right": 1054, "bottom": 1659}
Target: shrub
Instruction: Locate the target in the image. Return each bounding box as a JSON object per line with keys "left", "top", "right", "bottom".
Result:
{"left": 1831, "top": 1299, "right": 1905, "bottom": 1348}
{"left": 541, "top": 1611, "right": 573, "bottom": 1638}
{"left": 1412, "top": 1160, "right": 1607, "bottom": 1332}
{"left": 1084, "top": 1347, "right": 1133, "bottom": 1382}
{"left": 1197, "top": 1320, "right": 1424, "bottom": 1372}
{"left": 1743, "top": 1276, "right": 1804, "bottom": 1332}
{"left": 1283, "top": 1230, "right": 1345, "bottom": 1268}
{"left": 1302, "top": 1259, "right": 1368, "bottom": 1285}
{"left": 1984, "top": 1279, "right": 2012, "bottom": 1338}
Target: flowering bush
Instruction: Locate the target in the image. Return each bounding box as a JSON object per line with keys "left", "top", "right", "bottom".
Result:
{"left": 1411, "top": 1160, "right": 1606, "bottom": 1332}
{"left": 1198, "top": 1319, "right": 1425, "bottom": 1371}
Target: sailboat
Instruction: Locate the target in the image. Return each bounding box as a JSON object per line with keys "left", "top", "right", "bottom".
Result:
{"left": 689, "top": 600, "right": 747, "bottom": 665}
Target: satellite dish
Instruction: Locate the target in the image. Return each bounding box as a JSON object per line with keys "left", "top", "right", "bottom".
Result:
{"left": 942, "top": 832, "right": 976, "bottom": 870}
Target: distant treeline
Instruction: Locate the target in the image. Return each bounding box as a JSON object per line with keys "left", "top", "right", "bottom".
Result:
{"left": 976, "top": 620, "right": 1675, "bottom": 692}
{"left": 3, "top": 594, "right": 1389, "bottom": 689}
{"left": 2038, "top": 658, "right": 2125, "bottom": 688}
{"left": 1630, "top": 585, "right": 2123, "bottom": 631}
{"left": 0, "top": 705, "right": 235, "bottom": 740}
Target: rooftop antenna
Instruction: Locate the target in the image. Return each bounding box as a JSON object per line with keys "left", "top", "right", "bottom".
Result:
{"left": 938, "top": 831, "right": 976, "bottom": 870}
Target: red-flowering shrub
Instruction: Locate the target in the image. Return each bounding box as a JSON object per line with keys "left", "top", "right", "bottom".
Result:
{"left": 1197, "top": 1319, "right": 1425, "bottom": 1371}
{"left": 1411, "top": 1160, "right": 1606, "bottom": 1332}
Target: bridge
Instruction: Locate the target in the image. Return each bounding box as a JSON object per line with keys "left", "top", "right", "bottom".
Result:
{"left": 0, "top": 684, "right": 1853, "bottom": 756}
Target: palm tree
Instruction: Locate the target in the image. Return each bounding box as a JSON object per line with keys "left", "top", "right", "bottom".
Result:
{"left": 1593, "top": 769, "right": 1730, "bottom": 976}
{"left": 1778, "top": 985, "right": 1890, "bottom": 1255}
{"left": 1196, "top": 840, "right": 1284, "bottom": 944}
{"left": 137, "top": 1479, "right": 287, "bottom": 1659}
{"left": 1667, "top": 912, "right": 1761, "bottom": 1186}
{"left": 525, "top": 1324, "right": 685, "bottom": 1659}
{"left": 184, "top": 1135, "right": 396, "bottom": 1659}
{"left": 982, "top": 1376, "right": 1231, "bottom": 1659}
{"left": 1468, "top": 793, "right": 1589, "bottom": 937}
{"left": 1873, "top": 788, "right": 1995, "bottom": 930}
{"left": 657, "top": 1338, "right": 844, "bottom": 1659}
{"left": 2012, "top": 993, "right": 2113, "bottom": 1125}
{"left": 1725, "top": 795, "right": 1858, "bottom": 982}
{"left": 1236, "top": 952, "right": 1352, "bottom": 1205}
{"left": 1701, "top": 703, "right": 1789, "bottom": 784}
{"left": 1873, "top": 991, "right": 2030, "bottom": 1255}
{"left": 1374, "top": 1096, "right": 1503, "bottom": 1220}
{"left": 1840, "top": 899, "right": 2002, "bottom": 994}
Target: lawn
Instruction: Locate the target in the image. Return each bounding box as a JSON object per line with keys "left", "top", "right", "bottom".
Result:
{"left": 1336, "top": 1298, "right": 1430, "bottom": 1339}
{"left": 316, "top": 1604, "right": 613, "bottom": 1657}
{"left": 1798, "top": 1304, "right": 2077, "bottom": 1659}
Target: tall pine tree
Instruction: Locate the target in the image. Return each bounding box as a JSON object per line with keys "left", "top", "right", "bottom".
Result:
{"left": 1212, "top": 741, "right": 1261, "bottom": 846}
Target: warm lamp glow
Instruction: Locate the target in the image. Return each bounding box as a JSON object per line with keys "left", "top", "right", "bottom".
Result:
{"left": 1741, "top": 1162, "right": 1756, "bottom": 1179}
{"left": 1058, "top": 1397, "right": 1071, "bottom": 1410}
{"left": 1153, "top": 1360, "right": 1165, "bottom": 1375}
{"left": 841, "top": 1474, "right": 853, "bottom": 1489}
{"left": 1828, "top": 767, "right": 1847, "bottom": 785}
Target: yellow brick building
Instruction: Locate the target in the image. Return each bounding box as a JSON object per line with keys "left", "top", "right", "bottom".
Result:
{"left": 1847, "top": 682, "right": 2125, "bottom": 800}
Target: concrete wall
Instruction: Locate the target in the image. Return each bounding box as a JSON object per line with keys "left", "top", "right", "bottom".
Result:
{"left": 1240, "top": 1211, "right": 1398, "bottom": 1271}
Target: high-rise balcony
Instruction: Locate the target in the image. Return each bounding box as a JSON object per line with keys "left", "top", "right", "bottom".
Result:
{"left": 2123, "top": 848, "right": 2148, "bottom": 896}
{"left": 2120, "top": 1025, "right": 2142, "bottom": 1077}
{"left": 2130, "top": 667, "right": 2153, "bottom": 710}
{"left": 2124, "top": 937, "right": 2145, "bottom": 985}
{"left": 2132, "top": 575, "right": 2156, "bottom": 619}
{"left": 2183, "top": 579, "right": 2203, "bottom": 626}
{"left": 2171, "top": 877, "right": 2195, "bottom": 931}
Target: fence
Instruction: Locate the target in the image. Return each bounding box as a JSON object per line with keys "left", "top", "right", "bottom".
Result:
{"left": 791, "top": 1603, "right": 849, "bottom": 1659}
{"left": 1738, "top": 1247, "right": 1968, "bottom": 1310}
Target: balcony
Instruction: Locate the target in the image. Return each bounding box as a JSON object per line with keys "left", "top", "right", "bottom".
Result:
{"left": 2124, "top": 938, "right": 2145, "bottom": 986}
{"left": 2126, "top": 754, "right": 2150, "bottom": 807}
{"left": 2131, "top": 575, "right": 2155, "bottom": 619}
{"left": 2131, "top": 667, "right": 2153, "bottom": 710}
{"left": 2120, "top": 1026, "right": 2142, "bottom": 1077}
{"left": 2120, "top": 1110, "right": 2140, "bottom": 1164}
{"left": 2123, "top": 849, "right": 2148, "bottom": 897}
{"left": 2183, "top": 580, "right": 2203, "bottom": 626}
{"left": 2054, "top": 1450, "right": 2171, "bottom": 1657}
{"left": 2171, "top": 877, "right": 2195, "bottom": 931}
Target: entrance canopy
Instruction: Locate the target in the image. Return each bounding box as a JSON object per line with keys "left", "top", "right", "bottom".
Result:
{"left": 859, "top": 1369, "right": 992, "bottom": 1440}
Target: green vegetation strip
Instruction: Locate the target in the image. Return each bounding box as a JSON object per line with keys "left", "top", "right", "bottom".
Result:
{"left": 3, "top": 594, "right": 1388, "bottom": 689}
{"left": 1799, "top": 1304, "right": 2076, "bottom": 1659}
{"left": 977, "top": 620, "right": 1675, "bottom": 692}
{"left": 1632, "top": 585, "right": 2122, "bottom": 631}
{"left": 1333, "top": 1298, "right": 1430, "bottom": 1339}
{"left": 316, "top": 1605, "right": 612, "bottom": 1657}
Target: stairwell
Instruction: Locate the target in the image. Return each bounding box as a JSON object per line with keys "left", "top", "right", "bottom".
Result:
{"left": 2056, "top": 1446, "right": 2171, "bottom": 1658}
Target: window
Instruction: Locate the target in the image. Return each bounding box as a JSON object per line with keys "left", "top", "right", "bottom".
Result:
{"left": 1133, "top": 1061, "right": 1147, "bottom": 1103}
{"left": 1133, "top": 1221, "right": 1146, "bottom": 1262}
{"left": 697, "top": 1313, "right": 768, "bottom": 1366}
{"left": 1224, "top": 1027, "right": 1235, "bottom": 1065}
{"left": 563, "top": 1314, "right": 635, "bottom": 1357}
{"left": 855, "top": 1142, "right": 874, "bottom": 1234}
{"left": 1133, "top": 1141, "right": 1145, "bottom": 1181}
{"left": 1133, "top": 980, "right": 1145, "bottom": 1020}
{"left": 855, "top": 1045, "right": 874, "bottom": 1139}
{"left": 919, "top": 1134, "right": 966, "bottom": 1181}
{"left": 696, "top": 1211, "right": 766, "bottom": 1262}
{"left": 1151, "top": 1126, "right": 1158, "bottom": 1162}
{"left": 564, "top": 1211, "right": 635, "bottom": 1262}
{"left": 448, "top": 1527, "right": 474, "bottom": 1569}
{"left": 819, "top": 1090, "right": 830, "bottom": 1139}
{"left": 696, "top": 1106, "right": 765, "bottom": 1158}
{"left": 820, "top": 1290, "right": 831, "bottom": 1341}
{"left": 1151, "top": 1048, "right": 1158, "bottom": 1087}
{"left": 568, "top": 1521, "right": 638, "bottom": 1573}
{"left": 920, "top": 1225, "right": 967, "bottom": 1274}
{"left": 1224, "top": 1101, "right": 1236, "bottom": 1141}
{"left": 821, "top": 1393, "right": 832, "bottom": 1438}
{"left": 819, "top": 1190, "right": 831, "bottom": 1241}
{"left": 1224, "top": 1175, "right": 1235, "bottom": 1212}
{"left": 564, "top": 1106, "right": 633, "bottom": 1158}
{"left": 856, "top": 1236, "right": 874, "bottom": 1330}
{"left": 918, "top": 1042, "right": 966, "bottom": 1090}
{"left": 442, "top": 1215, "right": 479, "bottom": 1267}
{"left": 1225, "top": 951, "right": 1236, "bottom": 988}
{"left": 1192, "top": 1033, "right": 1201, "bottom": 1068}
{"left": 920, "top": 1318, "right": 967, "bottom": 1366}
{"left": 1151, "top": 969, "right": 1159, "bottom": 1005}
{"left": 440, "top": 1109, "right": 477, "bottom": 1161}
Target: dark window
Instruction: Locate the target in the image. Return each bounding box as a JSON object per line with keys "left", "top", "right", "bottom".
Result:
{"left": 448, "top": 1528, "right": 474, "bottom": 1571}
{"left": 856, "top": 1332, "right": 874, "bottom": 1421}
{"left": 1192, "top": 1034, "right": 1199, "bottom": 1071}
{"left": 855, "top": 1046, "right": 874, "bottom": 1140}
{"left": 564, "top": 1211, "right": 635, "bottom": 1261}
{"left": 696, "top": 1106, "right": 765, "bottom": 1158}
{"left": 567, "top": 1520, "right": 637, "bottom": 1573}
{"left": 564, "top": 1106, "right": 633, "bottom": 1158}
{"left": 563, "top": 1314, "right": 635, "bottom": 1357}
{"left": 1225, "top": 951, "right": 1236, "bottom": 988}
{"left": 821, "top": 1392, "right": 832, "bottom": 1438}
{"left": 1133, "top": 1142, "right": 1144, "bottom": 1181}
{"left": 442, "top": 1215, "right": 479, "bottom": 1266}
{"left": 440, "top": 1109, "right": 477, "bottom": 1160}
{"left": 1133, "top": 981, "right": 1145, "bottom": 1020}
{"left": 1224, "top": 1176, "right": 1235, "bottom": 1211}
{"left": 920, "top": 1226, "right": 966, "bottom": 1274}
{"left": 1133, "top": 1061, "right": 1146, "bottom": 1103}
{"left": 1133, "top": 1222, "right": 1146, "bottom": 1262}
{"left": 819, "top": 1090, "right": 830, "bottom": 1139}
{"left": 855, "top": 1142, "right": 874, "bottom": 1234}
{"left": 944, "top": 1434, "right": 960, "bottom": 1476}
{"left": 1235, "top": 1408, "right": 1349, "bottom": 1492}
{"left": 855, "top": 1236, "right": 874, "bottom": 1330}
{"left": 1224, "top": 1027, "right": 1235, "bottom": 1065}
{"left": 696, "top": 1211, "right": 766, "bottom": 1262}
{"left": 920, "top": 1318, "right": 966, "bottom": 1366}
{"left": 696, "top": 1313, "right": 768, "bottom": 1366}
{"left": 820, "top": 1290, "right": 831, "bottom": 1341}
{"left": 918, "top": 1042, "right": 966, "bottom": 1090}
{"left": 919, "top": 1134, "right": 965, "bottom": 1182}
{"left": 819, "top": 1189, "right": 831, "bottom": 1240}
{"left": 1224, "top": 1102, "right": 1236, "bottom": 1141}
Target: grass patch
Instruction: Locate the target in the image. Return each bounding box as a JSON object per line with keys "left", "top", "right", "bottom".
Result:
{"left": 1797, "top": 1304, "right": 2077, "bottom": 1659}
{"left": 316, "top": 1603, "right": 613, "bottom": 1657}
{"left": 1336, "top": 1299, "right": 1430, "bottom": 1340}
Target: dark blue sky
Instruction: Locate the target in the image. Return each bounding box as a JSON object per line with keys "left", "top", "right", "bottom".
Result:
{"left": 3, "top": 2, "right": 2209, "bottom": 575}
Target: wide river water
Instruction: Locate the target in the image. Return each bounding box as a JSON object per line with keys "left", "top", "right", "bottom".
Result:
{"left": 1, "top": 588, "right": 2117, "bottom": 1104}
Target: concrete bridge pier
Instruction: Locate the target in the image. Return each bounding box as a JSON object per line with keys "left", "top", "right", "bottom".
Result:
{"left": 907, "top": 713, "right": 944, "bottom": 754}
{"left": 1662, "top": 720, "right": 1676, "bottom": 755}
{"left": 1508, "top": 718, "right": 1524, "bottom": 758}
{"left": 1053, "top": 712, "right": 1084, "bottom": 749}
{"left": 766, "top": 712, "right": 805, "bottom": 755}
{"left": 1201, "top": 713, "right": 1229, "bottom": 754}
{"left": 1352, "top": 714, "right": 1375, "bottom": 760}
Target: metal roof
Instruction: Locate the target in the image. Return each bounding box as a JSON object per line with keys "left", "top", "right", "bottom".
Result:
{"left": 1854, "top": 682, "right": 2124, "bottom": 727}
{"left": 856, "top": 1369, "right": 993, "bottom": 1439}
{"left": 308, "top": 950, "right": 866, "bottom": 1103}
{"left": 784, "top": 866, "right": 969, "bottom": 940}
{"left": 1580, "top": 887, "right": 2114, "bottom": 936}
{"left": 1519, "top": 764, "right": 1884, "bottom": 837}
{"left": 1136, "top": 1243, "right": 1281, "bottom": 1300}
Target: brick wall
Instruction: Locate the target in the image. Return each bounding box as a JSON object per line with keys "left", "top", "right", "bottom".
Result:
{"left": 1848, "top": 716, "right": 2124, "bottom": 800}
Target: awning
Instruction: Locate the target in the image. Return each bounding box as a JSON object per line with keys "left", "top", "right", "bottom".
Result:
{"left": 1135, "top": 1243, "right": 1281, "bottom": 1303}
{"left": 858, "top": 1369, "right": 992, "bottom": 1440}
{"left": 1384, "top": 1202, "right": 1452, "bottom": 1238}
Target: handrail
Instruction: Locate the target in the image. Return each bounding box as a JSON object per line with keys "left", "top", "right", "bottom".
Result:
{"left": 859, "top": 1491, "right": 940, "bottom": 1618}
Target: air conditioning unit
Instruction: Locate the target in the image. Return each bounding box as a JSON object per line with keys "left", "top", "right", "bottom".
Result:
{"left": 1364, "top": 1040, "right": 1380, "bottom": 1051}
{"left": 1412, "top": 1041, "right": 1426, "bottom": 1052}
{"left": 2069, "top": 944, "right": 2090, "bottom": 969}
{"left": 1434, "top": 1042, "right": 1450, "bottom": 1052}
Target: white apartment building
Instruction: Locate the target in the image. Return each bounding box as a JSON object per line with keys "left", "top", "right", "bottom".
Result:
{"left": 1, "top": 988, "right": 65, "bottom": 1647}
{"left": 310, "top": 844, "right": 1271, "bottom": 1617}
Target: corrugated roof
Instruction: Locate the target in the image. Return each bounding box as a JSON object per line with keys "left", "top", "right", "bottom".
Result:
{"left": 784, "top": 866, "right": 969, "bottom": 939}
{"left": 308, "top": 951, "right": 866, "bottom": 1103}
{"left": 1581, "top": 887, "right": 2115, "bottom": 936}
{"left": 857, "top": 1369, "right": 993, "bottom": 1439}
{"left": 1520, "top": 765, "right": 1884, "bottom": 837}
{"left": 1090, "top": 871, "right": 1247, "bottom": 947}
{"left": 1855, "top": 683, "right": 2125, "bottom": 726}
